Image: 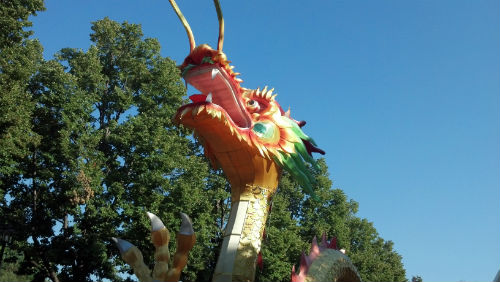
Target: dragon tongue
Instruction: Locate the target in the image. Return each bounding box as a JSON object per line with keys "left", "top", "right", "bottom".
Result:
{"left": 189, "top": 94, "right": 207, "bottom": 103}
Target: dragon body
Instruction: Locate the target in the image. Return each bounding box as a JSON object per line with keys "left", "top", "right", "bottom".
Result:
{"left": 173, "top": 33, "right": 322, "bottom": 282}
{"left": 113, "top": 1, "right": 361, "bottom": 282}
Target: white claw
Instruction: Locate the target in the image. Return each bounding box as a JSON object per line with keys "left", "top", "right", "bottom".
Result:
{"left": 112, "top": 237, "right": 134, "bottom": 254}
{"left": 205, "top": 92, "right": 213, "bottom": 103}
{"left": 179, "top": 213, "right": 194, "bottom": 236}
{"left": 147, "top": 212, "right": 166, "bottom": 232}
{"left": 211, "top": 68, "right": 219, "bottom": 80}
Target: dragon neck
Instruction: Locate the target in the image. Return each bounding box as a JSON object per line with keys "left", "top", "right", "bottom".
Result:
{"left": 211, "top": 148, "right": 280, "bottom": 282}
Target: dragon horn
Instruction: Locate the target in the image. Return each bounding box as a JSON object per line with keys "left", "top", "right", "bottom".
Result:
{"left": 168, "top": 0, "right": 196, "bottom": 52}
{"left": 213, "top": 0, "right": 224, "bottom": 51}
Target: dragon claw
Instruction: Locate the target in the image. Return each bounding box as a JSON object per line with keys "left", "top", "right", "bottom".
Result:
{"left": 179, "top": 212, "right": 194, "bottom": 235}
{"left": 147, "top": 212, "right": 166, "bottom": 232}
{"left": 111, "top": 237, "right": 134, "bottom": 254}
{"left": 113, "top": 213, "right": 196, "bottom": 282}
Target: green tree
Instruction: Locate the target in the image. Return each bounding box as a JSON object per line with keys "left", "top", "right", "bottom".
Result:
{"left": 4, "top": 16, "right": 227, "bottom": 281}
{"left": 0, "top": 0, "right": 44, "bottom": 280}
{"left": 0, "top": 248, "right": 33, "bottom": 282}
{"left": 0, "top": 0, "right": 44, "bottom": 192}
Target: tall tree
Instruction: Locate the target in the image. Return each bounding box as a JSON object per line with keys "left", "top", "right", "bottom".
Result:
{"left": 5, "top": 17, "right": 227, "bottom": 281}
{"left": 0, "top": 0, "right": 44, "bottom": 194}
{"left": 0, "top": 0, "right": 45, "bottom": 280}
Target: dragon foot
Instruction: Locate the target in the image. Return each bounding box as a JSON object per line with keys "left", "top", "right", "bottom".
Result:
{"left": 112, "top": 212, "right": 196, "bottom": 282}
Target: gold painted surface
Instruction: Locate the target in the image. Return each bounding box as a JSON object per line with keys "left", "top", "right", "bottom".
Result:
{"left": 232, "top": 185, "right": 274, "bottom": 282}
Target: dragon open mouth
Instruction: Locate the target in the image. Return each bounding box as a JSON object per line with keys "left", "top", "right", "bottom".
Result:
{"left": 183, "top": 65, "right": 251, "bottom": 129}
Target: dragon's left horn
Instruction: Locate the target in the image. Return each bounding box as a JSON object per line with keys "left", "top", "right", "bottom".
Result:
{"left": 213, "top": 0, "right": 224, "bottom": 51}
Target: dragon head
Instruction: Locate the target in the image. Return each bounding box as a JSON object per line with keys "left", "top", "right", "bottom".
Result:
{"left": 171, "top": 2, "right": 324, "bottom": 199}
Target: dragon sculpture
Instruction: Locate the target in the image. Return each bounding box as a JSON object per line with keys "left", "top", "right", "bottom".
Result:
{"left": 113, "top": 1, "right": 362, "bottom": 282}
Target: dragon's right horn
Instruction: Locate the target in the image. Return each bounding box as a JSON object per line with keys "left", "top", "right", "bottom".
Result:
{"left": 213, "top": 0, "right": 224, "bottom": 51}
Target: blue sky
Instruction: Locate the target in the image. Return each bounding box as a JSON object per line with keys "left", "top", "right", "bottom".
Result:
{"left": 30, "top": 1, "right": 499, "bottom": 281}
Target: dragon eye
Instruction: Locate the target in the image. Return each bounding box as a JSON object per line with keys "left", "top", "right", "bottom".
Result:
{"left": 246, "top": 99, "right": 261, "bottom": 112}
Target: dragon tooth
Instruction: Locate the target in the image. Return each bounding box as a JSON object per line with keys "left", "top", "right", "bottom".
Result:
{"left": 181, "top": 107, "right": 191, "bottom": 119}
{"left": 234, "top": 72, "right": 241, "bottom": 76}
{"left": 230, "top": 65, "right": 235, "bottom": 69}
{"left": 211, "top": 109, "right": 218, "bottom": 118}
{"left": 197, "top": 105, "right": 205, "bottom": 115}
{"left": 192, "top": 106, "right": 199, "bottom": 116}
{"left": 235, "top": 78, "right": 243, "bottom": 83}
{"left": 211, "top": 68, "right": 219, "bottom": 80}
{"left": 271, "top": 94, "right": 277, "bottom": 101}
{"left": 207, "top": 108, "right": 215, "bottom": 117}
{"left": 206, "top": 92, "right": 213, "bottom": 103}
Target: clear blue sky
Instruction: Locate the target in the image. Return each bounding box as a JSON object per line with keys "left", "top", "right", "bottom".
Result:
{"left": 30, "top": 1, "right": 499, "bottom": 281}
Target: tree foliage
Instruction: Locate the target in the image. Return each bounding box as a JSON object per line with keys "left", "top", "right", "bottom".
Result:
{"left": 0, "top": 0, "right": 44, "bottom": 191}
{"left": 1, "top": 1, "right": 407, "bottom": 281}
